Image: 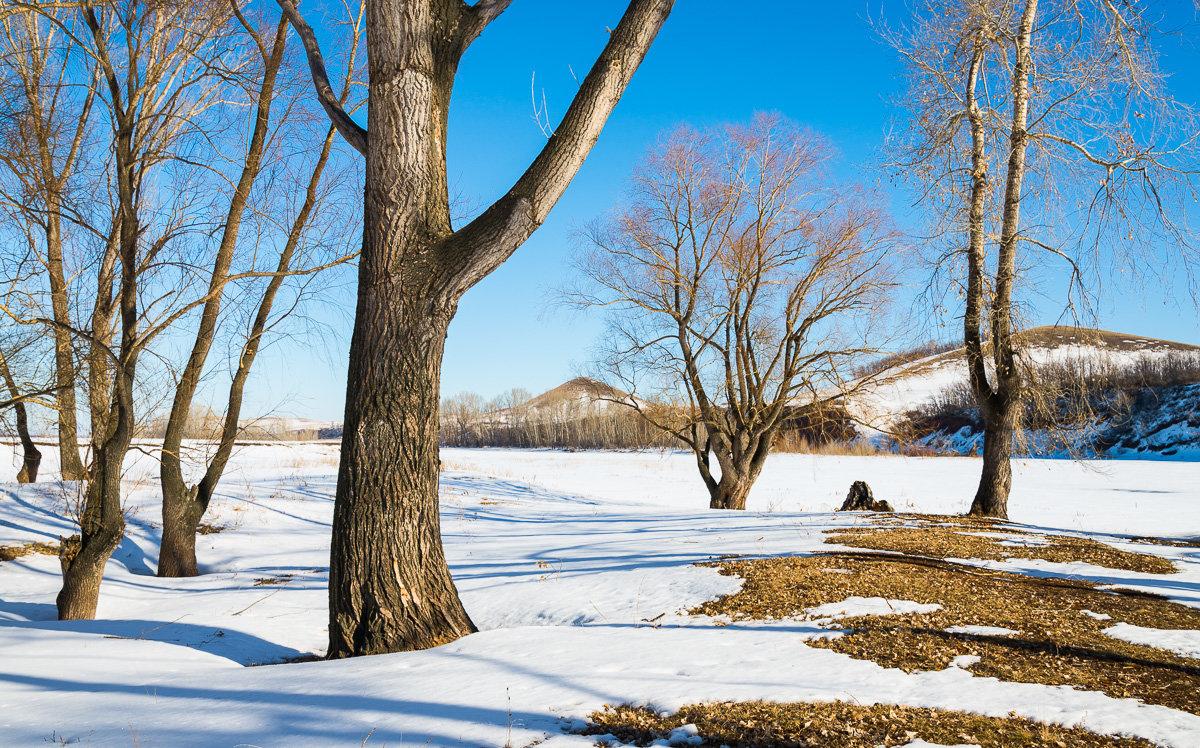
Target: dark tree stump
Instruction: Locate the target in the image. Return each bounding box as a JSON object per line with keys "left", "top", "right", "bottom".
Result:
{"left": 839, "top": 481, "right": 893, "bottom": 512}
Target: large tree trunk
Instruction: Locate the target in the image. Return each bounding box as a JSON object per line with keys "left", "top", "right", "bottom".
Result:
{"left": 708, "top": 475, "right": 752, "bottom": 510}
{"left": 970, "top": 396, "right": 1015, "bottom": 518}
{"left": 705, "top": 433, "right": 770, "bottom": 511}
{"left": 279, "top": 0, "right": 673, "bottom": 657}
{"left": 328, "top": 285, "right": 476, "bottom": 657}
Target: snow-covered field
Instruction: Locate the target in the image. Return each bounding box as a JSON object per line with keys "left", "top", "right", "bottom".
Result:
{"left": 1, "top": 445, "right": 1198, "bottom": 746}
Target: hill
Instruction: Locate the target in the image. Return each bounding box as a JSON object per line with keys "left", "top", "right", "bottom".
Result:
{"left": 846, "top": 326, "right": 1200, "bottom": 459}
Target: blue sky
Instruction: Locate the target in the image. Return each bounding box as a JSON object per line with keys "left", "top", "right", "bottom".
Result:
{"left": 243, "top": 0, "right": 1200, "bottom": 422}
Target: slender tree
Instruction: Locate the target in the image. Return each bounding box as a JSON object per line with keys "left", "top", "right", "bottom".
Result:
{"left": 277, "top": 0, "right": 674, "bottom": 656}
{"left": 575, "top": 117, "right": 894, "bottom": 510}
{"left": 0, "top": 7, "right": 96, "bottom": 480}
{"left": 888, "top": 0, "right": 1199, "bottom": 517}
{"left": 54, "top": 0, "right": 239, "bottom": 619}
{"left": 158, "top": 3, "right": 363, "bottom": 577}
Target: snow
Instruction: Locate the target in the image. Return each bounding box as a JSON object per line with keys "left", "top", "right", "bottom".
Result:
{"left": 944, "top": 625, "right": 1019, "bottom": 637}
{"left": 807, "top": 597, "right": 942, "bottom": 619}
{"left": 950, "top": 654, "right": 982, "bottom": 669}
{"left": 1, "top": 444, "right": 1199, "bottom": 746}
{"left": 1104, "top": 623, "right": 1200, "bottom": 659}
{"left": 441, "top": 447, "right": 1200, "bottom": 538}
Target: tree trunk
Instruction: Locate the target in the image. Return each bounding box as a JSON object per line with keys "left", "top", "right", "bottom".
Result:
{"left": 970, "top": 397, "right": 1015, "bottom": 518}
{"left": 968, "top": 0, "right": 1037, "bottom": 520}
{"left": 45, "top": 214, "right": 86, "bottom": 481}
{"left": 59, "top": 12, "right": 139, "bottom": 617}
{"left": 158, "top": 486, "right": 201, "bottom": 577}
{"left": 57, "top": 426, "right": 127, "bottom": 618}
{"left": 279, "top": 0, "right": 673, "bottom": 657}
{"left": 0, "top": 351, "right": 42, "bottom": 483}
{"left": 708, "top": 474, "right": 752, "bottom": 510}
{"left": 13, "top": 402, "right": 41, "bottom": 484}
{"left": 328, "top": 285, "right": 476, "bottom": 657}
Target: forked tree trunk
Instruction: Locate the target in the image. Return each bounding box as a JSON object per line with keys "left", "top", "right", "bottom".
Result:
{"left": 158, "top": 19, "right": 288, "bottom": 578}
{"left": 708, "top": 475, "right": 752, "bottom": 510}
{"left": 158, "top": 484, "right": 203, "bottom": 577}
{"left": 59, "top": 10, "right": 140, "bottom": 617}
{"left": 328, "top": 289, "right": 476, "bottom": 657}
{"left": 704, "top": 433, "right": 770, "bottom": 511}
{"left": 964, "top": 0, "right": 1038, "bottom": 520}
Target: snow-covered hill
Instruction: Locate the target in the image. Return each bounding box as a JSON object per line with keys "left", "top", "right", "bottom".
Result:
{"left": 846, "top": 327, "right": 1200, "bottom": 459}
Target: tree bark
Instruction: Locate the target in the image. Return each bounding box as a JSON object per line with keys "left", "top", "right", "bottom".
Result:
{"left": 328, "top": 290, "right": 476, "bottom": 657}
{"left": 58, "top": 8, "right": 141, "bottom": 619}
{"left": 708, "top": 475, "right": 752, "bottom": 510}
{"left": 44, "top": 213, "right": 86, "bottom": 481}
{"left": 969, "top": 398, "right": 1015, "bottom": 517}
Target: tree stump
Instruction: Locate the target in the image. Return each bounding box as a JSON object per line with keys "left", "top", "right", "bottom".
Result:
{"left": 839, "top": 481, "right": 893, "bottom": 512}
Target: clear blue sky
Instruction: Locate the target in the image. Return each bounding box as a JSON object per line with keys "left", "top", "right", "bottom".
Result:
{"left": 241, "top": 0, "right": 1200, "bottom": 422}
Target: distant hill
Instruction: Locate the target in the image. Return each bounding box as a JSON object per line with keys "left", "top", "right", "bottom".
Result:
{"left": 515, "top": 377, "right": 634, "bottom": 420}
{"left": 845, "top": 326, "right": 1200, "bottom": 460}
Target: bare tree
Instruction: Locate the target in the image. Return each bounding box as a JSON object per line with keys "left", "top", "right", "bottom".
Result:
{"left": 277, "top": 0, "right": 674, "bottom": 656}
{"left": 158, "top": 3, "right": 363, "bottom": 577}
{"left": 887, "top": 0, "right": 1199, "bottom": 517}
{"left": 575, "top": 116, "right": 895, "bottom": 510}
{"left": 0, "top": 6, "right": 96, "bottom": 480}
{"left": 44, "top": 0, "right": 242, "bottom": 619}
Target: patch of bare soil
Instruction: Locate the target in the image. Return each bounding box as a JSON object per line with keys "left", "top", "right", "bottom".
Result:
{"left": 693, "top": 553, "right": 1200, "bottom": 714}
{"left": 0, "top": 540, "right": 58, "bottom": 563}
{"left": 587, "top": 701, "right": 1153, "bottom": 747}
{"left": 827, "top": 518, "right": 1177, "bottom": 574}
{"left": 196, "top": 523, "right": 225, "bottom": 535}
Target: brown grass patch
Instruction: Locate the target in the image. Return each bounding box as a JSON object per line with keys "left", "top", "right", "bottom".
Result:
{"left": 0, "top": 540, "right": 58, "bottom": 563}
{"left": 196, "top": 523, "right": 225, "bottom": 535}
{"left": 587, "top": 701, "right": 1152, "bottom": 747}
{"left": 827, "top": 520, "right": 1178, "bottom": 575}
{"left": 694, "top": 553, "right": 1200, "bottom": 714}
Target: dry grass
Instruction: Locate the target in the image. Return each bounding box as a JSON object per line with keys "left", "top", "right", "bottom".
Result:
{"left": 0, "top": 540, "right": 58, "bottom": 563}
{"left": 587, "top": 701, "right": 1153, "bottom": 747}
{"left": 694, "top": 552, "right": 1200, "bottom": 714}
{"left": 827, "top": 517, "right": 1177, "bottom": 575}
{"left": 252, "top": 574, "right": 295, "bottom": 586}
{"left": 196, "top": 522, "right": 225, "bottom": 535}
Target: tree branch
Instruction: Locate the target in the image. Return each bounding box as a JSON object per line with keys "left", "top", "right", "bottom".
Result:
{"left": 460, "top": 0, "right": 513, "bottom": 51}
{"left": 442, "top": 0, "right": 674, "bottom": 293}
{"left": 276, "top": 0, "right": 367, "bottom": 156}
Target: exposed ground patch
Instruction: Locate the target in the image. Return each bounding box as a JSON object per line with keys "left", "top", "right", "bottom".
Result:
{"left": 828, "top": 517, "right": 1177, "bottom": 574}
{"left": 587, "top": 701, "right": 1153, "bottom": 747}
{"left": 693, "top": 552, "right": 1200, "bottom": 714}
{"left": 0, "top": 540, "right": 58, "bottom": 563}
